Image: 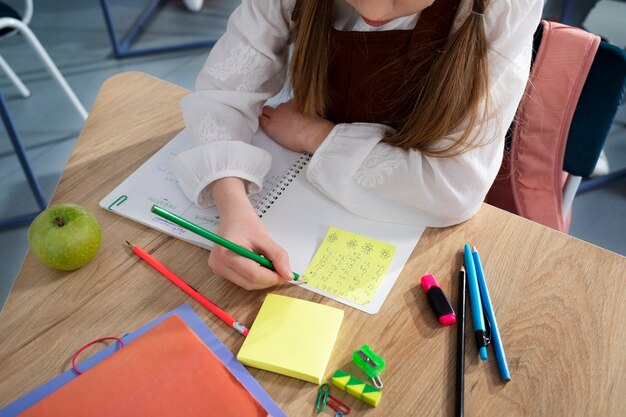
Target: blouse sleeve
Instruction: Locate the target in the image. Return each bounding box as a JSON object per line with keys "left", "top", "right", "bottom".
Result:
{"left": 306, "top": 0, "right": 544, "bottom": 227}
{"left": 172, "top": 0, "right": 294, "bottom": 207}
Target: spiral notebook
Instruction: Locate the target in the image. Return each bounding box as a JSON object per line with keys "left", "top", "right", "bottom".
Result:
{"left": 99, "top": 129, "right": 424, "bottom": 314}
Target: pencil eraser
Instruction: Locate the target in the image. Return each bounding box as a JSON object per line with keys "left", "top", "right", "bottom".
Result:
{"left": 331, "top": 369, "right": 381, "bottom": 407}
{"left": 420, "top": 274, "right": 456, "bottom": 327}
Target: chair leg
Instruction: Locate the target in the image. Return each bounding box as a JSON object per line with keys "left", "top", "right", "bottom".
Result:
{"left": 0, "top": 92, "right": 47, "bottom": 230}
{"left": 562, "top": 175, "right": 582, "bottom": 217}
{"left": 0, "top": 17, "right": 88, "bottom": 120}
{"left": 0, "top": 55, "right": 30, "bottom": 98}
{"left": 578, "top": 168, "right": 626, "bottom": 193}
{"left": 99, "top": 0, "right": 219, "bottom": 58}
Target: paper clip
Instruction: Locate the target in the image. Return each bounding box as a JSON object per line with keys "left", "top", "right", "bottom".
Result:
{"left": 353, "top": 345, "right": 385, "bottom": 388}
{"left": 328, "top": 394, "right": 351, "bottom": 415}
{"left": 315, "top": 383, "right": 330, "bottom": 412}
{"left": 108, "top": 195, "right": 127, "bottom": 210}
{"left": 334, "top": 413, "right": 345, "bottom": 417}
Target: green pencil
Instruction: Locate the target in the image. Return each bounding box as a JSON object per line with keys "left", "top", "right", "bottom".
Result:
{"left": 151, "top": 205, "right": 302, "bottom": 281}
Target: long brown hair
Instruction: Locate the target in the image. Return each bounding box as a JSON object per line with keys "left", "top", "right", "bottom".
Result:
{"left": 289, "top": 0, "right": 491, "bottom": 157}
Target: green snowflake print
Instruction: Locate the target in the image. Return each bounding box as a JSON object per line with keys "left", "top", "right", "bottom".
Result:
{"left": 362, "top": 242, "right": 374, "bottom": 254}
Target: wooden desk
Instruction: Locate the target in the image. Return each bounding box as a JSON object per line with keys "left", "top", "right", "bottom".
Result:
{"left": 1, "top": 72, "right": 624, "bottom": 416}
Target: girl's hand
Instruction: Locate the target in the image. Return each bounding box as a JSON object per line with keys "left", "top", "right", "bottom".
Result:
{"left": 209, "top": 177, "right": 293, "bottom": 290}
{"left": 259, "top": 100, "right": 335, "bottom": 154}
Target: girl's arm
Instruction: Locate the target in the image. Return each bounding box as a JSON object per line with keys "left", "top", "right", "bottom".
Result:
{"left": 304, "top": 0, "right": 544, "bottom": 227}
{"left": 171, "top": 0, "right": 296, "bottom": 288}
{"left": 172, "top": 0, "right": 295, "bottom": 207}
{"left": 209, "top": 177, "right": 293, "bottom": 289}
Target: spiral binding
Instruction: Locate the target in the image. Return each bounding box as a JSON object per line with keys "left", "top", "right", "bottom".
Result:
{"left": 256, "top": 153, "right": 311, "bottom": 218}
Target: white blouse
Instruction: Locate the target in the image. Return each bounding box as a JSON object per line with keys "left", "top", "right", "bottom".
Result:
{"left": 172, "top": 0, "right": 543, "bottom": 227}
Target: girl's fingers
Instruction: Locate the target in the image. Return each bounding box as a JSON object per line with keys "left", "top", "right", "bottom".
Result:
{"left": 254, "top": 239, "right": 293, "bottom": 281}
{"left": 209, "top": 247, "right": 285, "bottom": 290}
{"left": 227, "top": 238, "right": 290, "bottom": 284}
{"left": 262, "top": 105, "right": 275, "bottom": 117}
{"left": 227, "top": 256, "right": 285, "bottom": 289}
{"left": 259, "top": 113, "right": 270, "bottom": 129}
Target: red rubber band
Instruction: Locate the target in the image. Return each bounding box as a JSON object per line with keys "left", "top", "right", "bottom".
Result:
{"left": 71, "top": 337, "right": 124, "bottom": 375}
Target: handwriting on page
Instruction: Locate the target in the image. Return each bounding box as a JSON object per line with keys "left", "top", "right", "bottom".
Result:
{"left": 304, "top": 227, "right": 396, "bottom": 307}
{"left": 144, "top": 149, "right": 293, "bottom": 231}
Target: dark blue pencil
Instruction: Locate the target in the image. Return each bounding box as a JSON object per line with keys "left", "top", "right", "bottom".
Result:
{"left": 455, "top": 265, "right": 467, "bottom": 417}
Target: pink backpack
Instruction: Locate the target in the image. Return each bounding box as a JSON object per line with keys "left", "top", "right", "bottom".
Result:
{"left": 486, "top": 20, "right": 600, "bottom": 232}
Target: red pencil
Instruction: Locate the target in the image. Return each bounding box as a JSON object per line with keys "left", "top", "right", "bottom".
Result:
{"left": 126, "top": 241, "right": 249, "bottom": 336}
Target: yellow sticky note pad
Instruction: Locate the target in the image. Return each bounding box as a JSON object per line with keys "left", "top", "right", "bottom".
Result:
{"left": 304, "top": 227, "right": 396, "bottom": 307}
{"left": 237, "top": 294, "right": 343, "bottom": 384}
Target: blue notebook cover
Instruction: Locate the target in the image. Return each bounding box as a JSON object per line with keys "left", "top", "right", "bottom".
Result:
{"left": 0, "top": 304, "right": 286, "bottom": 417}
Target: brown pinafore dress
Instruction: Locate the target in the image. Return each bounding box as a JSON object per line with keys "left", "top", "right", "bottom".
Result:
{"left": 293, "top": 0, "right": 459, "bottom": 127}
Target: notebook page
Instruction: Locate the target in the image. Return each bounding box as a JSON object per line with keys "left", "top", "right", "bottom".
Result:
{"left": 99, "top": 129, "right": 304, "bottom": 249}
{"left": 262, "top": 167, "right": 424, "bottom": 314}
{"left": 100, "top": 129, "right": 424, "bottom": 313}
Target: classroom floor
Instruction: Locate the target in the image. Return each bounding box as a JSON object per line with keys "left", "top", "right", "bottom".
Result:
{"left": 1, "top": 0, "right": 625, "bottom": 310}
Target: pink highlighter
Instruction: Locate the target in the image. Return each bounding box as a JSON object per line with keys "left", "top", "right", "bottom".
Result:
{"left": 421, "top": 274, "right": 457, "bottom": 326}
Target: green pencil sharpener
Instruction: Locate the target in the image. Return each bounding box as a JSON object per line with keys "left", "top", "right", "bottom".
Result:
{"left": 353, "top": 344, "right": 386, "bottom": 388}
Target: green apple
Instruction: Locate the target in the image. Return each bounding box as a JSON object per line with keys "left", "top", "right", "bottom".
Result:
{"left": 28, "top": 203, "right": 101, "bottom": 271}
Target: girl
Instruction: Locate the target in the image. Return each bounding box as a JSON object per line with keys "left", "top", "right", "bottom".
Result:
{"left": 172, "top": 0, "right": 543, "bottom": 290}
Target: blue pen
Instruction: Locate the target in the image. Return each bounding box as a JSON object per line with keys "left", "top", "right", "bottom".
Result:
{"left": 472, "top": 246, "right": 511, "bottom": 382}
{"left": 464, "top": 244, "right": 488, "bottom": 361}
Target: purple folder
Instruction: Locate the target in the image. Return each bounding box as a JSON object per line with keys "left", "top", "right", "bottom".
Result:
{"left": 0, "top": 304, "right": 286, "bottom": 417}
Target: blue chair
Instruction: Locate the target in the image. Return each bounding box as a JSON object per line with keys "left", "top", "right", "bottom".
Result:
{"left": 563, "top": 41, "right": 626, "bottom": 200}
{"left": 487, "top": 24, "right": 626, "bottom": 231}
